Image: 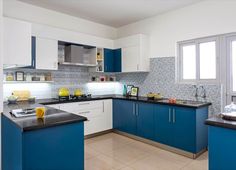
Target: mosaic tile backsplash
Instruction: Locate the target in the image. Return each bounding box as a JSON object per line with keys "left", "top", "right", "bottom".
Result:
{"left": 116, "top": 57, "right": 222, "bottom": 115}
{"left": 3, "top": 57, "right": 222, "bottom": 114}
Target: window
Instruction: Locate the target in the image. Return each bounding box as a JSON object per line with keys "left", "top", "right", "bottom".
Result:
{"left": 231, "top": 40, "right": 236, "bottom": 92}
{"left": 177, "top": 37, "right": 219, "bottom": 83}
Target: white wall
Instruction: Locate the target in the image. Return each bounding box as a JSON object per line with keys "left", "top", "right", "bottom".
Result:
{"left": 117, "top": 0, "right": 236, "bottom": 58}
{"left": 3, "top": 0, "right": 117, "bottom": 39}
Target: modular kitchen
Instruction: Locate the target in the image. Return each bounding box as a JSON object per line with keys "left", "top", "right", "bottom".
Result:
{"left": 1, "top": 0, "right": 236, "bottom": 170}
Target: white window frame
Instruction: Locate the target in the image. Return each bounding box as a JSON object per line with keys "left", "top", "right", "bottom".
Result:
{"left": 176, "top": 36, "right": 220, "bottom": 84}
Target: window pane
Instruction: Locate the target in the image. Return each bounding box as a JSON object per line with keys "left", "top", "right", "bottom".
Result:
{"left": 232, "top": 41, "right": 236, "bottom": 92}
{"left": 200, "top": 41, "right": 216, "bottom": 79}
{"left": 182, "top": 45, "right": 196, "bottom": 79}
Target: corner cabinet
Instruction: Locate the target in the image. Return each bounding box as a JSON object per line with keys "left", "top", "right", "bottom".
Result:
{"left": 114, "top": 34, "right": 149, "bottom": 72}
{"left": 113, "top": 100, "right": 155, "bottom": 140}
{"left": 3, "top": 17, "right": 32, "bottom": 67}
{"left": 35, "top": 37, "right": 58, "bottom": 70}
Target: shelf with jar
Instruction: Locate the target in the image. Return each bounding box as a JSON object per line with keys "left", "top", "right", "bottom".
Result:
{"left": 4, "top": 71, "right": 53, "bottom": 83}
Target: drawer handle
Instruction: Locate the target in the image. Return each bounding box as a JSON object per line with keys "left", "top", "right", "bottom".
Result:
{"left": 133, "top": 103, "right": 135, "bottom": 115}
{"left": 78, "top": 111, "right": 90, "bottom": 114}
{"left": 78, "top": 103, "right": 90, "bottom": 106}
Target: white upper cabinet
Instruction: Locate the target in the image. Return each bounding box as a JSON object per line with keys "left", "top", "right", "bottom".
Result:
{"left": 115, "top": 34, "right": 149, "bottom": 72}
{"left": 36, "top": 37, "right": 58, "bottom": 70}
{"left": 3, "top": 18, "right": 32, "bottom": 67}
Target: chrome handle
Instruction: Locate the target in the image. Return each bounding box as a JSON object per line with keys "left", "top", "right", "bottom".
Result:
{"left": 79, "top": 103, "right": 90, "bottom": 105}
{"left": 78, "top": 111, "right": 90, "bottom": 114}
{"left": 136, "top": 104, "right": 139, "bottom": 116}
{"left": 103, "top": 101, "right": 104, "bottom": 113}
{"left": 173, "top": 109, "right": 175, "bottom": 123}
{"left": 169, "top": 108, "right": 171, "bottom": 123}
{"left": 133, "top": 103, "right": 135, "bottom": 115}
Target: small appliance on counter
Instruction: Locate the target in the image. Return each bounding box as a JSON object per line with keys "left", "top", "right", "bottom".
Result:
{"left": 11, "top": 108, "right": 36, "bottom": 118}
{"left": 146, "top": 92, "right": 163, "bottom": 100}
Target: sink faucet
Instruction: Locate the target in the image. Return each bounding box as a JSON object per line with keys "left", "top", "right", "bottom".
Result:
{"left": 193, "top": 85, "right": 198, "bottom": 98}
{"left": 200, "top": 85, "right": 207, "bottom": 99}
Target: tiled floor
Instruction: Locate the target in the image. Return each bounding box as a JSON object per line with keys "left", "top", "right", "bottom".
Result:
{"left": 85, "top": 133, "right": 208, "bottom": 170}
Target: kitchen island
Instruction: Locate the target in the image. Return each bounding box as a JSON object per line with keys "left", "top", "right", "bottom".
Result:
{"left": 206, "top": 115, "right": 236, "bottom": 170}
{"left": 2, "top": 102, "right": 87, "bottom": 170}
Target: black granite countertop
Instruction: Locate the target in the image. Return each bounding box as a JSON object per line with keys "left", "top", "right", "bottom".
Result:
{"left": 3, "top": 95, "right": 211, "bottom": 132}
{"left": 41, "top": 95, "right": 212, "bottom": 108}
{"left": 205, "top": 115, "right": 236, "bottom": 130}
{"left": 3, "top": 101, "right": 87, "bottom": 132}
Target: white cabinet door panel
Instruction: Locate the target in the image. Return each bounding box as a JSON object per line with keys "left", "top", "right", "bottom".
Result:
{"left": 36, "top": 37, "right": 58, "bottom": 70}
{"left": 3, "top": 18, "right": 31, "bottom": 66}
{"left": 122, "top": 46, "right": 140, "bottom": 72}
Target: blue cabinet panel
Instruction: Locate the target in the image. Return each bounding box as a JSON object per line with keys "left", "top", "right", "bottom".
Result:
{"left": 154, "top": 105, "right": 173, "bottom": 146}
{"left": 2, "top": 115, "right": 84, "bottom": 170}
{"left": 104, "top": 48, "right": 121, "bottom": 72}
{"left": 172, "top": 107, "right": 196, "bottom": 152}
{"left": 136, "top": 102, "right": 155, "bottom": 140}
{"left": 113, "top": 99, "right": 136, "bottom": 135}
{"left": 208, "top": 126, "right": 236, "bottom": 170}
{"left": 104, "top": 48, "right": 114, "bottom": 72}
{"left": 114, "top": 48, "right": 121, "bottom": 72}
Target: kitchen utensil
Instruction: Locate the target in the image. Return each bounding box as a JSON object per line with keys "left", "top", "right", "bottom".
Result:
{"left": 58, "top": 88, "right": 70, "bottom": 97}
{"left": 12, "top": 90, "right": 31, "bottom": 101}
{"left": 74, "top": 89, "right": 83, "bottom": 96}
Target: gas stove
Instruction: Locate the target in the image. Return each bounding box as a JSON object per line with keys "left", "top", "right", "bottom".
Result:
{"left": 58, "top": 94, "right": 92, "bottom": 101}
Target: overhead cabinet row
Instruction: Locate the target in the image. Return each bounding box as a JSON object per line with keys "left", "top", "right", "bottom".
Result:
{"left": 3, "top": 17, "right": 149, "bottom": 72}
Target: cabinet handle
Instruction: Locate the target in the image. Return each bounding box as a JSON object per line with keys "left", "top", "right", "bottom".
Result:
{"left": 103, "top": 101, "right": 104, "bottom": 113}
{"left": 173, "top": 109, "right": 176, "bottom": 123}
{"left": 133, "top": 103, "right": 135, "bottom": 115}
{"left": 78, "top": 102, "right": 90, "bottom": 106}
{"left": 78, "top": 111, "right": 90, "bottom": 115}
{"left": 136, "top": 104, "right": 139, "bottom": 116}
{"left": 137, "top": 64, "right": 139, "bottom": 70}
{"left": 169, "top": 108, "right": 171, "bottom": 123}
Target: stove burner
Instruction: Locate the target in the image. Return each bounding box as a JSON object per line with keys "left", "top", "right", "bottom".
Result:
{"left": 58, "top": 94, "right": 92, "bottom": 101}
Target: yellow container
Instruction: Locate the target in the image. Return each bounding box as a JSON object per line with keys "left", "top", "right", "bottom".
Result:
{"left": 35, "top": 107, "right": 45, "bottom": 119}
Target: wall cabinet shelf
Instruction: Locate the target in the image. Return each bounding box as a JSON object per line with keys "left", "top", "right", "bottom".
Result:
{"left": 3, "top": 81, "right": 54, "bottom": 84}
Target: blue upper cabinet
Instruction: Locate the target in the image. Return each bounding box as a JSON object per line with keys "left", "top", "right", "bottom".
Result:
{"left": 136, "top": 102, "right": 155, "bottom": 140}
{"left": 104, "top": 48, "right": 121, "bottom": 72}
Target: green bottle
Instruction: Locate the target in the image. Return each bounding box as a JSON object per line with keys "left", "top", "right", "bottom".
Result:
{"left": 123, "top": 84, "right": 127, "bottom": 96}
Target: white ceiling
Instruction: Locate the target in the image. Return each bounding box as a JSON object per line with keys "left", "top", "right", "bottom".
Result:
{"left": 18, "top": 0, "right": 204, "bottom": 28}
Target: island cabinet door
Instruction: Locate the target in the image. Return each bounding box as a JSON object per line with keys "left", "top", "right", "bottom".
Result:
{"left": 172, "top": 106, "right": 196, "bottom": 153}
{"left": 113, "top": 99, "right": 136, "bottom": 135}
{"left": 154, "top": 105, "right": 173, "bottom": 146}
{"left": 136, "top": 102, "right": 155, "bottom": 140}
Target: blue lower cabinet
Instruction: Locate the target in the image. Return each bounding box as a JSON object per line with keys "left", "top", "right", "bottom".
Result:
{"left": 113, "top": 100, "right": 208, "bottom": 154}
{"left": 172, "top": 107, "right": 195, "bottom": 152}
{"left": 136, "top": 102, "right": 155, "bottom": 140}
{"left": 113, "top": 99, "right": 136, "bottom": 135}
{"left": 154, "top": 105, "right": 173, "bottom": 146}
{"left": 208, "top": 126, "right": 236, "bottom": 170}
{"left": 2, "top": 115, "right": 84, "bottom": 170}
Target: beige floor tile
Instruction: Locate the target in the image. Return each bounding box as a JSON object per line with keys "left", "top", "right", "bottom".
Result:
{"left": 128, "top": 149, "right": 192, "bottom": 170}
{"left": 104, "top": 144, "right": 150, "bottom": 165}
{"left": 85, "top": 153, "right": 125, "bottom": 170}
{"left": 87, "top": 134, "right": 133, "bottom": 155}
{"left": 85, "top": 145, "right": 100, "bottom": 160}
{"left": 181, "top": 152, "right": 208, "bottom": 170}
{"left": 117, "top": 166, "right": 135, "bottom": 170}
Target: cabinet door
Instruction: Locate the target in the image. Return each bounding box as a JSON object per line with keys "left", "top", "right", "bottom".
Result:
{"left": 172, "top": 107, "right": 196, "bottom": 152}
{"left": 113, "top": 100, "right": 136, "bottom": 135}
{"left": 3, "top": 18, "right": 32, "bottom": 67}
{"left": 114, "top": 48, "right": 121, "bottom": 72}
{"left": 104, "top": 48, "right": 114, "bottom": 72}
{"left": 154, "top": 105, "right": 173, "bottom": 146}
{"left": 36, "top": 37, "right": 58, "bottom": 70}
{"left": 136, "top": 102, "right": 155, "bottom": 140}
{"left": 122, "top": 46, "right": 140, "bottom": 72}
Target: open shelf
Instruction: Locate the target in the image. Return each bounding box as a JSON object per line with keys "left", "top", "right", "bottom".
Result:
{"left": 3, "top": 81, "right": 54, "bottom": 84}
